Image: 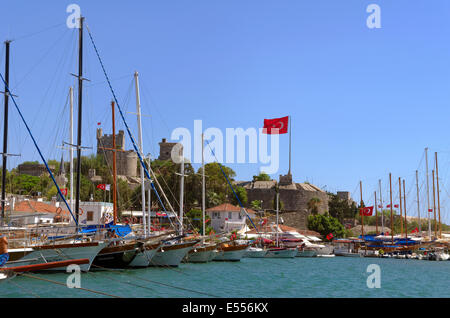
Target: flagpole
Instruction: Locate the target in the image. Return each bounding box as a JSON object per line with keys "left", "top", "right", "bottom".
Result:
{"left": 379, "top": 179, "right": 384, "bottom": 234}
{"left": 360, "top": 181, "right": 364, "bottom": 240}
{"left": 374, "top": 191, "right": 378, "bottom": 235}
{"left": 389, "top": 173, "right": 394, "bottom": 244}
{"left": 415, "top": 170, "right": 421, "bottom": 236}
{"left": 435, "top": 152, "right": 442, "bottom": 238}
{"left": 403, "top": 179, "right": 407, "bottom": 239}
{"left": 288, "top": 115, "right": 291, "bottom": 175}
{"left": 398, "top": 177, "right": 403, "bottom": 237}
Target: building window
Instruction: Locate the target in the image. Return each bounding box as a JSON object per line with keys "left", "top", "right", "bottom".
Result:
{"left": 228, "top": 212, "right": 232, "bottom": 220}
{"left": 87, "top": 211, "right": 94, "bottom": 222}
{"left": 239, "top": 213, "right": 242, "bottom": 219}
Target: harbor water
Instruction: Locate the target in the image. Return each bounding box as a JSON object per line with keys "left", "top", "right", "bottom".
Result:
{"left": 1, "top": 256, "right": 450, "bottom": 298}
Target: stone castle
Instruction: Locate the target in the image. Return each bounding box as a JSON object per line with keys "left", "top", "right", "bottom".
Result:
{"left": 236, "top": 173, "right": 330, "bottom": 230}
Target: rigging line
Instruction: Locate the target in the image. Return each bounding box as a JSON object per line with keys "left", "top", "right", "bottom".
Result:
{"left": 204, "top": 140, "right": 259, "bottom": 233}
{"left": 11, "top": 22, "right": 66, "bottom": 42}
{"left": 85, "top": 23, "right": 172, "bottom": 223}
{"left": 12, "top": 27, "right": 72, "bottom": 91}
{"left": 17, "top": 272, "right": 121, "bottom": 298}
{"left": 7, "top": 279, "right": 41, "bottom": 298}
{"left": 0, "top": 72, "right": 77, "bottom": 226}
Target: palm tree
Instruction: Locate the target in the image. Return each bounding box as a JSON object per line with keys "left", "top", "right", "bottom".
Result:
{"left": 307, "top": 197, "right": 321, "bottom": 214}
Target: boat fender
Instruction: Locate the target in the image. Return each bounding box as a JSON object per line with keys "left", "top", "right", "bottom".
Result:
{"left": 379, "top": 249, "right": 384, "bottom": 255}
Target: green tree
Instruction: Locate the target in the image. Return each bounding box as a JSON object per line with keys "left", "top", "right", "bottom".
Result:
{"left": 250, "top": 200, "right": 262, "bottom": 210}
{"left": 186, "top": 208, "right": 211, "bottom": 234}
{"left": 307, "top": 213, "right": 346, "bottom": 240}
{"left": 253, "top": 172, "right": 271, "bottom": 182}
{"left": 231, "top": 186, "right": 247, "bottom": 206}
{"left": 328, "top": 193, "right": 357, "bottom": 223}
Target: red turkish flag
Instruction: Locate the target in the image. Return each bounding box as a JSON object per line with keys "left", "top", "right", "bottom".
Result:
{"left": 60, "top": 188, "right": 68, "bottom": 196}
{"left": 411, "top": 227, "right": 419, "bottom": 233}
{"left": 386, "top": 204, "right": 391, "bottom": 208}
{"left": 428, "top": 208, "right": 433, "bottom": 212}
{"left": 262, "top": 116, "right": 289, "bottom": 134}
{"left": 359, "top": 206, "right": 374, "bottom": 216}
{"left": 326, "top": 233, "right": 334, "bottom": 240}
{"left": 97, "top": 184, "right": 106, "bottom": 190}
{"left": 394, "top": 204, "right": 399, "bottom": 208}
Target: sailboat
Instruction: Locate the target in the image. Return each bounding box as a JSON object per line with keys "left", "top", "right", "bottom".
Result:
{"left": 184, "top": 133, "right": 218, "bottom": 263}
{"left": 264, "top": 192, "right": 297, "bottom": 258}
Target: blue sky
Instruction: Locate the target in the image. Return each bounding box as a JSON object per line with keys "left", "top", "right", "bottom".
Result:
{"left": 1, "top": 1, "right": 450, "bottom": 222}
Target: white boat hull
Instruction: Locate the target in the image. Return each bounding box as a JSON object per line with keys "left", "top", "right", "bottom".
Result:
{"left": 128, "top": 246, "right": 159, "bottom": 267}
{"left": 265, "top": 248, "right": 297, "bottom": 258}
{"left": 213, "top": 248, "right": 248, "bottom": 262}
{"left": 7, "top": 242, "right": 107, "bottom": 272}
{"left": 297, "top": 250, "right": 317, "bottom": 257}
{"left": 245, "top": 249, "right": 267, "bottom": 258}
{"left": 150, "top": 242, "right": 196, "bottom": 267}
{"left": 186, "top": 249, "right": 214, "bottom": 263}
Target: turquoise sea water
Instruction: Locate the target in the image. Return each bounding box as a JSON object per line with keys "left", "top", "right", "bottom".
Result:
{"left": 1, "top": 257, "right": 449, "bottom": 298}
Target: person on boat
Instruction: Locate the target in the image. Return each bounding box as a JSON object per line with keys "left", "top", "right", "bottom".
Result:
{"left": 0, "top": 235, "right": 9, "bottom": 267}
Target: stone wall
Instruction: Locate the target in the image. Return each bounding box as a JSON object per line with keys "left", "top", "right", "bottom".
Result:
{"left": 18, "top": 163, "right": 55, "bottom": 177}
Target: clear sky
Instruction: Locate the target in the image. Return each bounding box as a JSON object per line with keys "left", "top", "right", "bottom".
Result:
{"left": 1, "top": 1, "right": 450, "bottom": 222}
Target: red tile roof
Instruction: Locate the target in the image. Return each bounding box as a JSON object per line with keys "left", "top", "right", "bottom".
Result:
{"left": 3, "top": 200, "right": 70, "bottom": 216}
{"left": 206, "top": 203, "right": 256, "bottom": 214}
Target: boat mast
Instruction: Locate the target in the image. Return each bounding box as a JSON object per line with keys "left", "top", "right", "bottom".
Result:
{"left": 425, "top": 147, "right": 431, "bottom": 240}
{"left": 179, "top": 147, "right": 185, "bottom": 236}
{"left": 374, "top": 191, "right": 378, "bottom": 235}
{"left": 111, "top": 101, "right": 118, "bottom": 225}
{"left": 1, "top": 40, "right": 10, "bottom": 226}
{"left": 415, "top": 170, "right": 421, "bottom": 236}
{"left": 69, "top": 86, "right": 74, "bottom": 214}
{"left": 134, "top": 71, "right": 146, "bottom": 236}
{"left": 398, "top": 177, "right": 403, "bottom": 237}
{"left": 379, "top": 179, "right": 384, "bottom": 234}
{"left": 276, "top": 191, "right": 279, "bottom": 247}
{"left": 432, "top": 170, "right": 437, "bottom": 239}
{"left": 435, "top": 152, "right": 442, "bottom": 238}
{"left": 202, "top": 133, "right": 206, "bottom": 242}
{"left": 75, "top": 16, "right": 85, "bottom": 229}
{"left": 360, "top": 181, "right": 364, "bottom": 240}
{"left": 147, "top": 155, "right": 151, "bottom": 234}
{"left": 403, "top": 179, "right": 407, "bottom": 239}
{"left": 389, "top": 173, "right": 394, "bottom": 244}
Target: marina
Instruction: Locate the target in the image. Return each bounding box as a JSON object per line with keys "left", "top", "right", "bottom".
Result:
{"left": 0, "top": 2, "right": 449, "bottom": 302}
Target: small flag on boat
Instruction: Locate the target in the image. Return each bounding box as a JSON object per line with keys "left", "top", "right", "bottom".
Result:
{"left": 97, "top": 122, "right": 101, "bottom": 126}
{"left": 387, "top": 204, "right": 391, "bottom": 208}
{"left": 262, "top": 116, "right": 289, "bottom": 134}
{"left": 394, "top": 204, "right": 399, "bottom": 208}
{"left": 260, "top": 218, "right": 268, "bottom": 226}
{"left": 60, "top": 188, "right": 68, "bottom": 196}
{"left": 378, "top": 205, "right": 383, "bottom": 209}
{"left": 428, "top": 208, "right": 433, "bottom": 212}
{"left": 411, "top": 227, "right": 419, "bottom": 233}
{"left": 359, "top": 206, "right": 374, "bottom": 216}
{"left": 105, "top": 184, "right": 111, "bottom": 191}
{"left": 97, "top": 184, "right": 106, "bottom": 190}
{"left": 326, "top": 233, "right": 334, "bottom": 240}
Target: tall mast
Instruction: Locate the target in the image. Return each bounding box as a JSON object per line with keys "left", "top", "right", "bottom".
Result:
{"left": 379, "top": 179, "right": 384, "bottom": 234}
{"left": 389, "top": 173, "right": 394, "bottom": 243}
{"left": 111, "top": 101, "right": 117, "bottom": 225}
{"left": 415, "top": 170, "right": 421, "bottom": 235}
{"left": 435, "top": 152, "right": 442, "bottom": 238}
{"left": 202, "top": 133, "right": 206, "bottom": 241}
{"left": 75, "top": 16, "right": 84, "bottom": 229}
{"left": 425, "top": 147, "right": 431, "bottom": 240}
{"left": 69, "top": 86, "right": 74, "bottom": 213}
{"left": 374, "top": 191, "right": 378, "bottom": 235}
{"left": 403, "top": 179, "right": 407, "bottom": 239}
{"left": 1, "top": 40, "right": 10, "bottom": 226}
{"left": 147, "top": 155, "right": 151, "bottom": 234}
{"left": 432, "top": 170, "right": 437, "bottom": 239}
{"left": 360, "top": 181, "right": 364, "bottom": 239}
{"left": 276, "top": 192, "right": 279, "bottom": 247}
{"left": 179, "top": 147, "right": 185, "bottom": 235}
{"left": 398, "top": 177, "right": 403, "bottom": 237}
{"left": 134, "top": 71, "right": 146, "bottom": 236}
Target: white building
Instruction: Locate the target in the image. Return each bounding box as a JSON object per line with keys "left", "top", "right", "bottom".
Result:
{"left": 206, "top": 203, "right": 256, "bottom": 233}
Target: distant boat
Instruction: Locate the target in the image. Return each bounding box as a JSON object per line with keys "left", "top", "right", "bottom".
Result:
{"left": 265, "top": 247, "right": 297, "bottom": 258}
{"left": 185, "top": 243, "right": 217, "bottom": 263}
{"left": 151, "top": 240, "right": 198, "bottom": 267}
{"left": 244, "top": 246, "right": 267, "bottom": 258}
{"left": 213, "top": 242, "right": 248, "bottom": 262}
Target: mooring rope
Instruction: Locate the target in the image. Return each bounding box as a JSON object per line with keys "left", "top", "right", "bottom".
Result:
{"left": 17, "top": 273, "right": 121, "bottom": 298}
